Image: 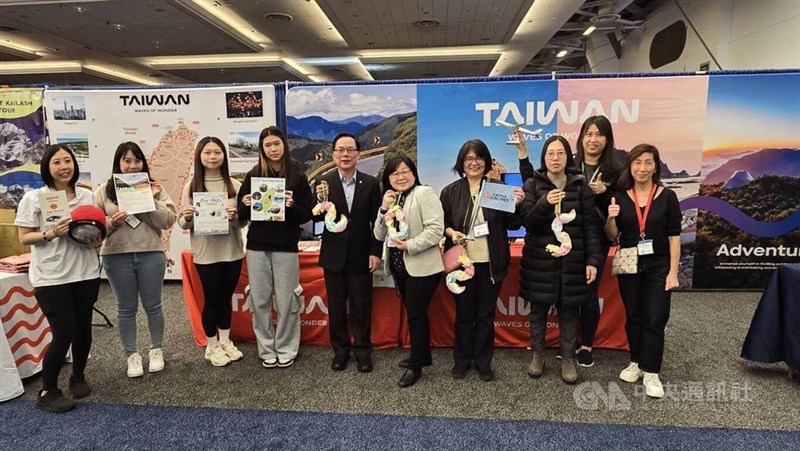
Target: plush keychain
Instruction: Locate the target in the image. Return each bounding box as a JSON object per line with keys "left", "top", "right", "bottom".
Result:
{"left": 446, "top": 253, "right": 475, "bottom": 294}
{"left": 545, "top": 207, "right": 575, "bottom": 257}
{"left": 383, "top": 204, "right": 409, "bottom": 241}
{"left": 313, "top": 181, "right": 348, "bottom": 233}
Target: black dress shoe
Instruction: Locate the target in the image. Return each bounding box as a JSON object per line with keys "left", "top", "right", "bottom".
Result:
{"left": 398, "top": 358, "right": 432, "bottom": 369}
{"left": 451, "top": 364, "right": 469, "bottom": 380}
{"left": 398, "top": 368, "right": 421, "bottom": 388}
{"left": 331, "top": 354, "right": 350, "bottom": 371}
{"left": 476, "top": 367, "right": 495, "bottom": 382}
{"left": 356, "top": 355, "right": 373, "bottom": 373}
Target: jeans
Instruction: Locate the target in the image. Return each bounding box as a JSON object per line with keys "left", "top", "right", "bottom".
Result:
{"left": 103, "top": 251, "right": 166, "bottom": 355}
{"left": 616, "top": 255, "right": 672, "bottom": 373}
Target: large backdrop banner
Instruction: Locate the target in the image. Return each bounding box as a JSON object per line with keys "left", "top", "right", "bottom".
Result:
{"left": 44, "top": 86, "right": 276, "bottom": 279}
{"left": 286, "top": 73, "right": 800, "bottom": 290}
{"left": 0, "top": 88, "right": 46, "bottom": 210}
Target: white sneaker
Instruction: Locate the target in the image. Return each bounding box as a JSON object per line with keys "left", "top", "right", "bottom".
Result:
{"left": 219, "top": 340, "right": 243, "bottom": 362}
{"left": 127, "top": 353, "right": 144, "bottom": 378}
{"left": 619, "top": 362, "right": 643, "bottom": 383}
{"left": 205, "top": 344, "right": 231, "bottom": 367}
{"left": 643, "top": 372, "right": 665, "bottom": 398}
{"left": 148, "top": 348, "right": 165, "bottom": 373}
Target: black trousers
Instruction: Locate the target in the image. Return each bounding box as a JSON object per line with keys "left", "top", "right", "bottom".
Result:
{"left": 453, "top": 263, "right": 500, "bottom": 370}
{"left": 34, "top": 278, "right": 100, "bottom": 391}
{"left": 617, "top": 255, "right": 672, "bottom": 373}
{"left": 324, "top": 269, "right": 374, "bottom": 358}
{"left": 580, "top": 243, "right": 610, "bottom": 347}
{"left": 195, "top": 259, "right": 243, "bottom": 338}
{"left": 530, "top": 301, "right": 579, "bottom": 357}
{"left": 393, "top": 270, "right": 440, "bottom": 369}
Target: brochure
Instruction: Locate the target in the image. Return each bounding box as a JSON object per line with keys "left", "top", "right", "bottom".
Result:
{"left": 193, "top": 192, "right": 229, "bottom": 236}
{"left": 251, "top": 177, "right": 285, "bottom": 222}
{"left": 114, "top": 172, "right": 155, "bottom": 214}
{"left": 39, "top": 190, "right": 69, "bottom": 226}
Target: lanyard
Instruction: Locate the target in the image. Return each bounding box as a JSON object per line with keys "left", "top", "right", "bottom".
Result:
{"left": 581, "top": 162, "right": 600, "bottom": 183}
{"left": 631, "top": 184, "right": 656, "bottom": 239}
{"left": 463, "top": 179, "right": 484, "bottom": 237}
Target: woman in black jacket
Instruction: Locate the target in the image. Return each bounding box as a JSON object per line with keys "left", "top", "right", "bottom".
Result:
{"left": 237, "top": 126, "right": 313, "bottom": 369}
{"left": 519, "top": 135, "right": 601, "bottom": 384}
{"left": 573, "top": 115, "right": 620, "bottom": 367}
{"left": 440, "top": 139, "right": 523, "bottom": 382}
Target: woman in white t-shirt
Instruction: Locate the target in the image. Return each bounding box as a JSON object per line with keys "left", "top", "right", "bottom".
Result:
{"left": 15, "top": 144, "right": 103, "bottom": 413}
{"left": 177, "top": 136, "right": 245, "bottom": 367}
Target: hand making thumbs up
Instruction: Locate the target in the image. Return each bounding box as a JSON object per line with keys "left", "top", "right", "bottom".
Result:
{"left": 608, "top": 196, "right": 620, "bottom": 219}
{"left": 589, "top": 172, "right": 606, "bottom": 194}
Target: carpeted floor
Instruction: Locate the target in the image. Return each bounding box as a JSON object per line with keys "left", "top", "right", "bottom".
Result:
{"left": 2, "top": 282, "right": 798, "bottom": 449}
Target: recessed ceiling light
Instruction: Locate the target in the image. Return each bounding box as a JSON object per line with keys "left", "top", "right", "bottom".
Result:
{"left": 264, "top": 13, "right": 293, "bottom": 22}
{"left": 109, "top": 23, "right": 125, "bottom": 30}
{"left": 415, "top": 19, "right": 440, "bottom": 28}
{"left": 556, "top": 50, "right": 569, "bottom": 58}
{"left": 74, "top": 6, "right": 86, "bottom": 13}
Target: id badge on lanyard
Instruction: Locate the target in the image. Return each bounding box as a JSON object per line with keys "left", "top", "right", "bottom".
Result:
{"left": 632, "top": 184, "right": 656, "bottom": 256}
{"left": 473, "top": 221, "right": 489, "bottom": 237}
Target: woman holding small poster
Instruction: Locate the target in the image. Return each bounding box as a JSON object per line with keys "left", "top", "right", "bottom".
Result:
{"left": 94, "top": 142, "right": 177, "bottom": 378}
{"left": 178, "top": 136, "right": 245, "bottom": 367}
{"left": 236, "top": 126, "right": 313, "bottom": 369}
{"left": 15, "top": 144, "right": 103, "bottom": 412}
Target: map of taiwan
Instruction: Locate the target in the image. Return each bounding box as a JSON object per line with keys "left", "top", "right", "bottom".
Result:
{"left": 148, "top": 121, "right": 198, "bottom": 260}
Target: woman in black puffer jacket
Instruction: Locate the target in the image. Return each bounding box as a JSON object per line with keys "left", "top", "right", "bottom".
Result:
{"left": 519, "top": 135, "right": 601, "bottom": 384}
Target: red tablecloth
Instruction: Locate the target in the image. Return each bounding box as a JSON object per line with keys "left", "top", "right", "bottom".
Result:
{"left": 181, "top": 244, "right": 628, "bottom": 350}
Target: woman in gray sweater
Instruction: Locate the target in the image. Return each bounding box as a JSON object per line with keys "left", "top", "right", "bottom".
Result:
{"left": 94, "top": 142, "right": 177, "bottom": 378}
{"left": 178, "top": 136, "right": 246, "bottom": 367}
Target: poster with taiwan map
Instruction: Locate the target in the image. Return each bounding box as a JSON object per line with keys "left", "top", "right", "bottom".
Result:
{"left": 43, "top": 86, "right": 276, "bottom": 279}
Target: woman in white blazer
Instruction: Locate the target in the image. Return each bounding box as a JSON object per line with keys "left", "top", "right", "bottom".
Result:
{"left": 374, "top": 155, "right": 444, "bottom": 388}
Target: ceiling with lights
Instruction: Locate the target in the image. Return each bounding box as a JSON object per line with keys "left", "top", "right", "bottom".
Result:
{"left": 0, "top": 0, "right": 667, "bottom": 86}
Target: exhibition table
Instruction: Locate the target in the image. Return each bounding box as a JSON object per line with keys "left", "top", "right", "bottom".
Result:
{"left": 181, "top": 243, "right": 629, "bottom": 351}
{"left": 741, "top": 264, "right": 800, "bottom": 376}
{"left": 0, "top": 272, "right": 48, "bottom": 401}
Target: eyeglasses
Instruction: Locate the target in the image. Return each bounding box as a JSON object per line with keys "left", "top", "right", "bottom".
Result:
{"left": 333, "top": 147, "right": 358, "bottom": 154}
{"left": 389, "top": 169, "right": 412, "bottom": 179}
{"left": 464, "top": 156, "right": 485, "bottom": 165}
{"left": 545, "top": 152, "right": 568, "bottom": 160}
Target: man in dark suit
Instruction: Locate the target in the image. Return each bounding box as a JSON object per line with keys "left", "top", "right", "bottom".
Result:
{"left": 314, "top": 133, "right": 382, "bottom": 373}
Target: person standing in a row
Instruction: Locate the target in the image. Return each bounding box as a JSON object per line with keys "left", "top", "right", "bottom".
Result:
{"left": 573, "top": 115, "right": 620, "bottom": 367}
{"left": 440, "top": 139, "right": 523, "bottom": 382}
{"left": 315, "top": 133, "right": 382, "bottom": 374}
{"left": 519, "top": 136, "right": 601, "bottom": 384}
{"left": 16, "top": 144, "right": 103, "bottom": 412}
{"left": 605, "top": 144, "right": 680, "bottom": 398}
{"left": 374, "top": 156, "right": 444, "bottom": 388}
{"left": 179, "top": 136, "right": 245, "bottom": 367}
{"left": 237, "top": 126, "right": 313, "bottom": 369}
{"left": 95, "top": 142, "right": 177, "bottom": 378}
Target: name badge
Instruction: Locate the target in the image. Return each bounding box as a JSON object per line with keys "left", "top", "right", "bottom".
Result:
{"left": 637, "top": 239, "right": 654, "bottom": 256}
{"left": 387, "top": 239, "right": 397, "bottom": 248}
{"left": 473, "top": 221, "right": 489, "bottom": 237}
{"left": 125, "top": 215, "right": 142, "bottom": 229}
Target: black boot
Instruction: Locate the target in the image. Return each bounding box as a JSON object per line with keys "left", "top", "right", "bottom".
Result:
{"left": 36, "top": 389, "right": 75, "bottom": 413}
